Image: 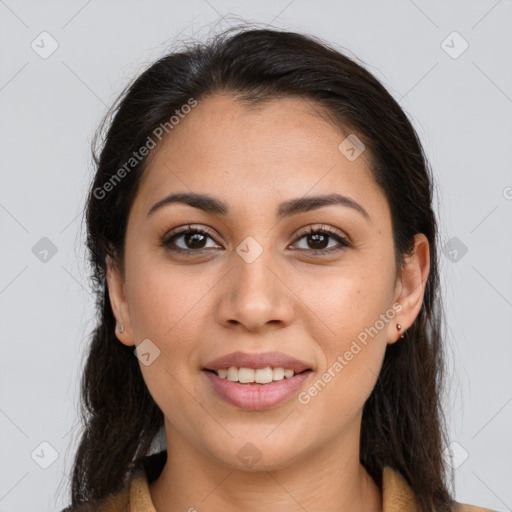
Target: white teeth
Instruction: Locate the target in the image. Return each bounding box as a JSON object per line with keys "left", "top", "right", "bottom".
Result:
{"left": 255, "top": 367, "right": 273, "bottom": 384}
{"left": 227, "top": 367, "right": 238, "bottom": 381}
{"left": 238, "top": 368, "right": 255, "bottom": 383}
{"left": 215, "top": 366, "right": 298, "bottom": 383}
{"left": 272, "top": 367, "right": 284, "bottom": 380}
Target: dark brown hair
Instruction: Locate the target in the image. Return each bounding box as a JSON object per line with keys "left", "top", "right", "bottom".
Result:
{"left": 68, "top": 24, "right": 455, "bottom": 511}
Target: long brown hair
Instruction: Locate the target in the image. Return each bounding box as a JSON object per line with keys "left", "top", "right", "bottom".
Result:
{"left": 68, "top": 24, "right": 454, "bottom": 511}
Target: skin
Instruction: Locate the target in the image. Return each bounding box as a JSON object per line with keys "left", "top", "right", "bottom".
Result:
{"left": 106, "top": 94, "right": 430, "bottom": 512}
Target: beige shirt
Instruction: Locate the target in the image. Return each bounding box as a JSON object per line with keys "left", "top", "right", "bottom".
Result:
{"left": 66, "top": 465, "right": 496, "bottom": 511}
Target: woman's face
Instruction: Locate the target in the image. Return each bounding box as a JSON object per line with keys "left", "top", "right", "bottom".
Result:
{"left": 107, "top": 94, "right": 428, "bottom": 470}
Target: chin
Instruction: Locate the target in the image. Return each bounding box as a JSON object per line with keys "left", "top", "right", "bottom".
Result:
{"left": 205, "top": 432, "right": 311, "bottom": 472}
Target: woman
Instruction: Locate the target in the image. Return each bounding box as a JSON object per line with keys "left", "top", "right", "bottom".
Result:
{"left": 62, "top": 25, "right": 494, "bottom": 512}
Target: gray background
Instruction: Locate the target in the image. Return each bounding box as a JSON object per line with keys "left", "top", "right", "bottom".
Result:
{"left": 1, "top": 1, "right": 511, "bottom": 511}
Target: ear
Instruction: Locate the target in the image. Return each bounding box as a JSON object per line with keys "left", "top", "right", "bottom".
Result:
{"left": 387, "top": 233, "right": 430, "bottom": 344}
{"left": 105, "top": 255, "right": 135, "bottom": 346}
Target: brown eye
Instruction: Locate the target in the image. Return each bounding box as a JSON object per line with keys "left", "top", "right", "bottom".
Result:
{"left": 292, "top": 225, "right": 351, "bottom": 255}
{"left": 161, "top": 225, "right": 221, "bottom": 252}
{"left": 160, "top": 224, "right": 350, "bottom": 256}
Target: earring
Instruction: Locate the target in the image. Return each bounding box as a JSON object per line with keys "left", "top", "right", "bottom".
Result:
{"left": 396, "top": 323, "right": 404, "bottom": 339}
{"left": 117, "top": 323, "right": 125, "bottom": 333}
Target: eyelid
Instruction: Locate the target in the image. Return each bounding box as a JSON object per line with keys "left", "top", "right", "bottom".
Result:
{"left": 293, "top": 224, "right": 350, "bottom": 243}
{"left": 289, "top": 224, "right": 351, "bottom": 254}
{"left": 161, "top": 224, "right": 220, "bottom": 246}
{"left": 161, "top": 223, "right": 351, "bottom": 254}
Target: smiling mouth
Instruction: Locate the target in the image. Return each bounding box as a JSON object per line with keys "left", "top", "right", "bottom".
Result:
{"left": 204, "top": 367, "right": 312, "bottom": 384}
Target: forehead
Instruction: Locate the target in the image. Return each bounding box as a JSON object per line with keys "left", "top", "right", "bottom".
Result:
{"left": 133, "top": 94, "right": 389, "bottom": 225}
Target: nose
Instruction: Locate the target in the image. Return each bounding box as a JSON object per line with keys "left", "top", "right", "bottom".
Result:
{"left": 215, "top": 240, "right": 295, "bottom": 332}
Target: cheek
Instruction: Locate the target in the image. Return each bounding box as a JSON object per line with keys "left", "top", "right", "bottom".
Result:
{"left": 296, "top": 345, "right": 384, "bottom": 447}
{"left": 124, "top": 261, "right": 212, "bottom": 418}
{"left": 292, "top": 259, "right": 394, "bottom": 413}
{"left": 294, "top": 258, "right": 395, "bottom": 348}
{"left": 297, "top": 282, "right": 390, "bottom": 434}
{"left": 123, "top": 254, "right": 222, "bottom": 400}
{"left": 125, "top": 253, "right": 214, "bottom": 340}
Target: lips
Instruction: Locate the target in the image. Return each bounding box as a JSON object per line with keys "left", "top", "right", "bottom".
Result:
{"left": 203, "top": 351, "right": 313, "bottom": 373}
{"left": 203, "top": 369, "right": 312, "bottom": 410}
{"left": 202, "top": 351, "right": 314, "bottom": 410}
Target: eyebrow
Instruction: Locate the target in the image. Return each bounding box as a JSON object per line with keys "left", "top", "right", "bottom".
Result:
{"left": 147, "top": 192, "right": 371, "bottom": 222}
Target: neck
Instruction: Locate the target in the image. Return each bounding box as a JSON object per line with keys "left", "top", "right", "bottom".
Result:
{"left": 149, "top": 416, "right": 382, "bottom": 512}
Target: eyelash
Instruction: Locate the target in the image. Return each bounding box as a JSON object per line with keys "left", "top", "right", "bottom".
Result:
{"left": 160, "top": 224, "right": 351, "bottom": 256}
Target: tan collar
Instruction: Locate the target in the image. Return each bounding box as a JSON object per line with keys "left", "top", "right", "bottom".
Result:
{"left": 70, "top": 460, "right": 492, "bottom": 511}
{"left": 124, "top": 465, "right": 419, "bottom": 511}
{"left": 381, "top": 465, "right": 419, "bottom": 511}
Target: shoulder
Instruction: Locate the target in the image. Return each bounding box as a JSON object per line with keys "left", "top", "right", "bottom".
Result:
{"left": 59, "top": 451, "right": 166, "bottom": 512}
{"left": 382, "top": 466, "right": 497, "bottom": 512}
{"left": 453, "top": 502, "right": 498, "bottom": 512}
{"left": 59, "top": 483, "right": 130, "bottom": 512}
